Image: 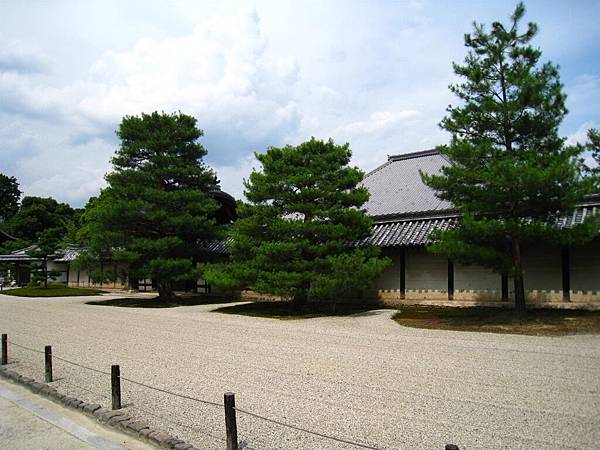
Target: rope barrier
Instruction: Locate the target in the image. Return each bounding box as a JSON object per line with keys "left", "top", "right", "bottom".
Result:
{"left": 59, "top": 379, "right": 111, "bottom": 401}
{"left": 8, "top": 340, "right": 110, "bottom": 376}
{"left": 52, "top": 354, "right": 111, "bottom": 376}
{"left": 7, "top": 340, "right": 44, "bottom": 354}
{"left": 233, "top": 406, "right": 382, "bottom": 450}
{"left": 130, "top": 401, "right": 227, "bottom": 444}
{"left": 119, "top": 375, "right": 223, "bottom": 408}
{"left": 6, "top": 338, "right": 382, "bottom": 449}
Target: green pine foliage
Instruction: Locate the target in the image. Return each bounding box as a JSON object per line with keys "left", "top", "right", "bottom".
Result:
{"left": 421, "top": 3, "right": 597, "bottom": 314}
{"left": 204, "top": 138, "right": 390, "bottom": 306}
{"left": 587, "top": 128, "right": 600, "bottom": 183}
{"left": 79, "top": 112, "right": 220, "bottom": 299}
{"left": 0, "top": 173, "right": 21, "bottom": 223}
{"left": 30, "top": 227, "right": 63, "bottom": 288}
{"left": 4, "top": 196, "right": 76, "bottom": 243}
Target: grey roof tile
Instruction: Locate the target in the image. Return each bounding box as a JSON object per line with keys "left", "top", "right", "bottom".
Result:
{"left": 362, "top": 149, "right": 453, "bottom": 219}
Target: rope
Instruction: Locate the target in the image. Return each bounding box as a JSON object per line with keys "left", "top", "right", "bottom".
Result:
{"left": 119, "top": 375, "right": 223, "bottom": 408}
{"left": 59, "top": 379, "right": 111, "bottom": 401}
{"left": 129, "top": 401, "right": 226, "bottom": 444}
{"left": 233, "top": 407, "right": 382, "bottom": 450}
{"left": 7, "top": 341, "right": 45, "bottom": 354}
{"left": 8, "top": 340, "right": 110, "bottom": 376}
{"left": 7, "top": 338, "right": 379, "bottom": 449}
{"left": 52, "top": 355, "right": 111, "bottom": 376}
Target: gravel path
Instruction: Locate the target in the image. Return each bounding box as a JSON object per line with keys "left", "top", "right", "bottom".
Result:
{"left": 1, "top": 294, "right": 599, "bottom": 449}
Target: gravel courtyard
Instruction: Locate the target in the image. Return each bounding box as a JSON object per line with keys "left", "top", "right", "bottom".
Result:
{"left": 1, "top": 294, "right": 599, "bottom": 450}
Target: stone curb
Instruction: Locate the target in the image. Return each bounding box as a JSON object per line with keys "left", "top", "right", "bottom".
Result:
{"left": 0, "top": 367, "right": 202, "bottom": 450}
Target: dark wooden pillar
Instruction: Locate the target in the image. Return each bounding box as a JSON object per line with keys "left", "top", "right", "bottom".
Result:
{"left": 561, "top": 246, "right": 571, "bottom": 302}
{"left": 99, "top": 260, "right": 104, "bottom": 287}
{"left": 501, "top": 273, "right": 509, "bottom": 301}
{"left": 399, "top": 247, "right": 406, "bottom": 300}
{"left": 447, "top": 259, "right": 454, "bottom": 300}
{"left": 65, "top": 263, "right": 70, "bottom": 286}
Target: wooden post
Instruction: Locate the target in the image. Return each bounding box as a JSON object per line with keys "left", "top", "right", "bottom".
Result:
{"left": 501, "top": 273, "right": 509, "bottom": 302}
{"left": 111, "top": 365, "right": 121, "bottom": 410}
{"left": 224, "top": 392, "right": 238, "bottom": 450}
{"left": 399, "top": 248, "right": 406, "bottom": 300}
{"left": 561, "top": 246, "right": 571, "bottom": 302}
{"left": 447, "top": 259, "right": 454, "bottom": 300}
{"left": 44, "top": 345, "right": 53, "bottom": 382}
{"left": 1, "top": 334, "right": 7, "bottom": 365}
{"left": 65, "top": 263, "right": 70, "bottom": 286}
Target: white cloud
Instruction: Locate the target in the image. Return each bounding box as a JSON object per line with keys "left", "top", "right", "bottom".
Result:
{"left": 0, "top": 8, "right": 302, "bottom": 204}
{"left": 341, "top": 110, "right": 422, "bottom": 135}
{"left": 1, "top": 1, "right": 598, "bottom": 207}
{"left": 566, "top": 121, "right": 597, "bottom": 146}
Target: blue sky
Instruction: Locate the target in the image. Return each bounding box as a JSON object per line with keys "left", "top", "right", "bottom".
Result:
{"left": 0, "top": 0, "right": 599, "bottom": 206}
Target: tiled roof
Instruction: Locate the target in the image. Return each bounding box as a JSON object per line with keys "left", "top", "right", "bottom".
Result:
{"left": 557, "top": 200, "right": 600, "bottom": 229}
{"left": 364, "top": 203, "right": 600, "bottom": 248}
{"left": 364, "top": 215, "right": 457, "bottom": 247}
{"left": 53, "top": 245, "right": 82, "bottom": 262}
{"left": 200, "top": 239, "right": 230, "bottom": 255}
{"left": 0, "top": 229, "right": 17, "bottom": 241}
{"left": 0, "top": 245, "right": 41, "bottom": 262}
{"left": 362, "top": 149, "right": 454, "bottom": 219}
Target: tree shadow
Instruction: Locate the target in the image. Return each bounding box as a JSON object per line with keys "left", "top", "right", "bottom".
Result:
{"left": 213, "top": 300, "right": 387, "bottom": 319}
{"left": 86, "top": 295, "right": 240, "bottom": 309}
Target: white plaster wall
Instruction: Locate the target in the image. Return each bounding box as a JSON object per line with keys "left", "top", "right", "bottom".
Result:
{"left": 374, "top": 248, "right": 401, "bottom": 291}
{"left": 371, "top": 242, "right": 600, "bottom": 304}
{"left": 46, "top": 261, "right": 68, "bottom": 282}
{"left": 571, "top": 238, "right": 600, "bottom": 298}
{"left": 405, "top": 247, "right": 447, "bottom": 291}
{"left": 521, "top": 245, "right": 562, "bottom": 291}
{"left": 454, "top": 264, "right": 502, "bottom": 301}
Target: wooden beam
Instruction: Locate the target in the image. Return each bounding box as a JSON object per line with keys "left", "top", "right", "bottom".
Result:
{"left": 561, "top": 246, "right": 571, "bottom": 302}
{"left": 399, "top": 247, "right": 406, "bottom": 300}
{"left": 447, "top": 259, "right": 454, "bottom": 300}
{"left": 501, "top": 273, "right": 509, "bottom": 301}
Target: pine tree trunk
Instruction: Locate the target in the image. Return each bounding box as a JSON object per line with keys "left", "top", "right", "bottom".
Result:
{"left": 292, "top": 289, "right": 308, "bottom": 311}
{"left": 157, "top": 281, "right": 175, "bottom": 301}
{"left": 511, "top": 237, "right": 526, "bottom": 317}
{"left": 44, "top": 257, "right": 48, "bottom": 289}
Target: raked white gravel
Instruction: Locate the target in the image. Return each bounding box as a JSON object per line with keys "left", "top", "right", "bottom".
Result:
{"left": 1, "top": 294, "right": 599, "bottom": 450}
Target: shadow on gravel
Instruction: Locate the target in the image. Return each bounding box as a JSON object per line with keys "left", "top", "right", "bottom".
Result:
{"left": 393, "top": 306, "right": 600, "bottom": 335}
{"left": 86, "top": 295, "right": 239, "bottom": 308}
{"left": 213, "top": 300, "right": 388, "bottom": 319}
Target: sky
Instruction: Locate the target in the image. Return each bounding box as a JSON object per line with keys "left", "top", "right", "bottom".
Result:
{"left": 0, "top": 0, "right": 599, "bottom": 207}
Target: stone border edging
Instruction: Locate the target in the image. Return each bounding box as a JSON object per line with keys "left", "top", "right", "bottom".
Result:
{"left": 0, "top": 367, "right": 201, "bottom": 450}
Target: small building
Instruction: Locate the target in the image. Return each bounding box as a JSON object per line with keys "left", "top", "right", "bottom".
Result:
{"left": 0, "top": 190, "right": 237, "bottom": 291}
{"left": 361, "top": 149, "right": 600, "bottom": 304}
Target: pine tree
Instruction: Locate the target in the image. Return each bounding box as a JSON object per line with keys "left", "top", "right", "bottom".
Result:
{"left": 81, "top": 112, "right": 220, "bottom": 300}
{"left": 422, "top": 3, "right": 595, "bottom": 315}
{"left": 204, "top": 138, "right": 389, "bottom": 308}
{"left": 0, "top": 173, "right": 21, "bottom": 223}
{"left": 587, "top": 128, "right": 600, "bottom": 182}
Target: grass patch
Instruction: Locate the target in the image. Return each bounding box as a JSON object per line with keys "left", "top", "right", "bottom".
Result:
{"left": 393, "top": 306, "right": 600, "bottom": 335}
{"left": 213, "top": 300, "right": 386, "bottom": 319}
{"left": 1, "top": 284, "right": 105, "bottom": 297}
{"left": 87, "top": 295, "right": 240, "bottom": 308}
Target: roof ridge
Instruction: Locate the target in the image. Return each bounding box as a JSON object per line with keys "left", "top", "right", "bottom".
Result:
{"left": 363, "top": 160, "right": 393, "bottom": 179}
{"left": 387, "top": 148, "right": 439, "bottom": 162}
